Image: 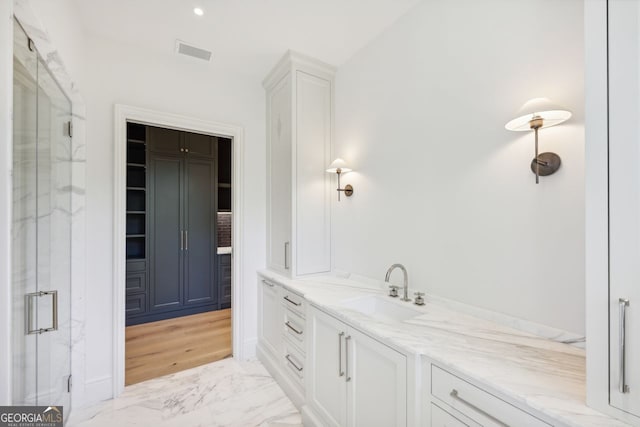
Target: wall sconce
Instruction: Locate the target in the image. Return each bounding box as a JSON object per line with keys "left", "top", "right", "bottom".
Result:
{"left": 505, "top": 98, "right": 571, "bottom": 184}
{"left": 326, "top": 158, "right": 354, "bottom": 201}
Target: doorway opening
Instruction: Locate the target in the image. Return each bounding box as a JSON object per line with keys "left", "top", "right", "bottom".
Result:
{"left": 123, "top": 122, "right": 233, "bottom": 385}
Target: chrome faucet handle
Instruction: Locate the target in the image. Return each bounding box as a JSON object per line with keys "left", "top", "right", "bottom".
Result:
{"left": 388, "top": 285, "right": 399, "bottom": 298}
{"left": 414, "top": 292, "right": 425, "bottom": 306}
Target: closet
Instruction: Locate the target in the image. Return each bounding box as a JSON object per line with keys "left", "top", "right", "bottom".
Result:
{"left": 125, "top": 123, "right": 232, "bottom": 326}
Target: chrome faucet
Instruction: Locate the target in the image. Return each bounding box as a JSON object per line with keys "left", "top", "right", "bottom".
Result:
{"left": 385, "top": 264, "right": 411, "bottom": 302}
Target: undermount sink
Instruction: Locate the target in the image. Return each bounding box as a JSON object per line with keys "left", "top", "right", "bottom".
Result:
{"left": 339, "top": 295, "right": 423, "bottom": 322}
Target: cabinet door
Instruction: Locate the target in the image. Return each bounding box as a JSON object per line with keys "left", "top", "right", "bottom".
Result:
{"left": 259, "top": 279, "right": 282, "bottom": 356}
{"left": 185, "top": 131, "right": 216, "bottom": 158}
{"left": 148, "top": 154, "right": 183, "bottom": 311}
{"left": 308, "top": 306, "right": 348, "bottom": 427}
{"left": 148, "top": 126, "right": 182, "bottom": 155}
{"left": 267, "top": 75, "right": 292, "bottom": 274}
{"left": 347, "top": 327, "right": 407, "bottom": 427}
{"left": 184, "top": 156, "right": 217, "bottom": 306}
{"left": 295, "top": 71, "right": 331, "bottom": 275}
{"left": 609, "top": 0, "right": 640, "bottom": 417}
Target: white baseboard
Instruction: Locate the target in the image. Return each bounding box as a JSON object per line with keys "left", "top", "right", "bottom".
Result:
{"left": 81, "top": 376, "right": 113, "bottom": 408}
{"left": 301, "top": 405, "right": 324, "bottom": 427}
{"left": 242, "top": 337, "right": 258, "bottom": 359}
{"left": 256, "top": 343, "right": 305, "bottom": 409}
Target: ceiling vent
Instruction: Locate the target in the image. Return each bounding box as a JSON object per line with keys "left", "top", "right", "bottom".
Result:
{"left": 175, "top": 40, "right": 212, "bottom": 62}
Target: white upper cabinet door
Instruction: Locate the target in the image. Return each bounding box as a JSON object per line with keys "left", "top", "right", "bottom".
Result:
{"left": 295, "top": 71, "right": 332, "bottom": 275}
{"left": 346, "top": 326, "right": 407, "bottom": 427}
{"left": 267, "top": 74, "right": 292, "bottom": 274}
{"left": 259, "top": 278, "right": 282, "bottom": 357}
{"left": 308, "top": 306, "right": 348, "bottom": 427}
{"left": 609, "top": 0, "right": 640, "bottom": 417}
{"left": 264, "top": 52, "right": 334, "bottom": 278}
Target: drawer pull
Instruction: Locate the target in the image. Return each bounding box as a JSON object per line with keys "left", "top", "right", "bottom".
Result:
{"left": 345, "top": 335, "right": 352, "bottom": 382}
{"left": 285, "top": 354, "right": 303, "bottom": 372}
{"left": 284, "top": 295, "right": 302, "bottom": 306}
{"left": 450, "top": 389, "right": 508, "bottom": 427}
{"left": 262, "top": 279, "right": 274, "bottom": 288}
{"left": 338, "top": 332, "right": 345, "bottom": 377}
{"left": 285, "top": 321, "right": 303, "bottom": 335}
{"left": 284, "top": 241, "right": 289, "bottom": 270}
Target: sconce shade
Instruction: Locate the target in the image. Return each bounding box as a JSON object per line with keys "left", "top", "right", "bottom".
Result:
{"left": 326, "top": 158, "right": 352, "bottom": 173}
{"left": 505, "top": 98, "right": 572, "bottom": 131}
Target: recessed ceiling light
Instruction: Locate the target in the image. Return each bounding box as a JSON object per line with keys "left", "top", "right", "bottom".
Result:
{"left": 193, "top": 7, "right": 204, "bottom": 16}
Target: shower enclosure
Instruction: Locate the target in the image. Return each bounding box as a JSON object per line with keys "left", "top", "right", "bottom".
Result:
{"left": 11, "top": 19, "right": 72, "bottom": 413}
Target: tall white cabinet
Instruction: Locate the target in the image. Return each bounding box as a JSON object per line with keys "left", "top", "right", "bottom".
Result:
{"left": 264, "top": 51, "right": 334, "bottom": 277}
{"left": 586, "top": 0, "right": 640, "bottom": 424}
{"left": 608, "top": 0, "right": 640, "bottom": 418}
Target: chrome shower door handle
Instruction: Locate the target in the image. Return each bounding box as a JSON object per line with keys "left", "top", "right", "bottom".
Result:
{"left": 26, "top": 290, "right": 58, "bottom": 335}
{"left": 620, "top": 298, "right": 630, "bottom": 393}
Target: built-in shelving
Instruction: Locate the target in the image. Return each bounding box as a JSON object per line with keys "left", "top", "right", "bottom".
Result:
{"left": 218, "top": 138, "right": 232, "bottom": 212}
{"left": 126, "top": 122, "right": 147, "bottom": 261}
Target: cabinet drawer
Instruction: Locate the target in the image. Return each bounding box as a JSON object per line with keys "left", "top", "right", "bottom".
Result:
{"left": 127, "top": 259, "right": 147, "bottom": 273}
{"left": 126, "top": 271, "right": 146, "bottom": 294}
{"left": 283, "top": 340, "right": 305, "bottom": 390}
{"left": 283, "top": 306, "right": 305, "bottom": 353}
{"left": 431, "top": 365, "right": 550, "bottom": 427}
{"left": 126, "top": 294, "right": 146, "bottom": 316}
{"left": 431, "top": 403, "right": 473, "bottom": 427}
{"left": 282, "top": 289, "right": 305, "bottom": 316}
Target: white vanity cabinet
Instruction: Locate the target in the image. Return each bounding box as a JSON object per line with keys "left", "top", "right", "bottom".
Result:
{"left": 257, "top": 274, "right": 307, "bottom": 408}
{"left": 264, "top": 51, "right": 334, "bottom": 278}
{"left": 258, "top": 277, "right": 282, "bottom": 358}
{"left": 308, "top": 306, "right": 407, "bottom": 427}
{"left": 424, "top": 364, "right": 550, "bottom": 427}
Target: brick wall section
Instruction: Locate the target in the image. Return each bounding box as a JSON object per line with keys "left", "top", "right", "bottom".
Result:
{"left": 217, "top": 212, "right": 232, "bottom": 247}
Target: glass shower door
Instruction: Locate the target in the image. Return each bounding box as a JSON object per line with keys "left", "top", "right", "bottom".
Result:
{"left": 12, "top": 20, "right": 72, "bottom": 413}
{"left": 12, "top": 18, "right": 38, "bottom": 407}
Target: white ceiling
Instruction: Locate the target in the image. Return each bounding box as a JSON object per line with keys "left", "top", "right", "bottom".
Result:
{"left": 73, "top": 0, "right": 421, "bottom": 78}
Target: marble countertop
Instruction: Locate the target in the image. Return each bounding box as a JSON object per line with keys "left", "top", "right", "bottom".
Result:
{"left": 258, "top": 270, "right": 629, "bottom": 427}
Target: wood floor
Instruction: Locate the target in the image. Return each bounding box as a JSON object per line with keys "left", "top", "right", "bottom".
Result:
{"left": 125, "top": 309, "right": 232, "bottom": 386}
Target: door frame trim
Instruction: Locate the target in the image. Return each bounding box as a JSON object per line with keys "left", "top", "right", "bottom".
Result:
{"left": 113, "top": 104, "right": 245, "bottom": 397}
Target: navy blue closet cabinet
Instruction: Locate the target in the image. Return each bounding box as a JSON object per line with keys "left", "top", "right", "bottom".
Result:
{"left": 125, "top": 123, "right": 229, "bottom": 326}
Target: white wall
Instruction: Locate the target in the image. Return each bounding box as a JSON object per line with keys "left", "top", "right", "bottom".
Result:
{"left": 82, "top": 34, "right": 265, "bottom": 402}
{"left": 28, "top": 0, "right": 85, "bottom": 89}
{"left": 333, "top": 0, "right": 586, "bottom": 334}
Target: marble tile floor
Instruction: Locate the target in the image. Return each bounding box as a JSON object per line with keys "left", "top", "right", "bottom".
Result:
{"left": 68, "top": 358, "right": 302, "bottom": 427}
